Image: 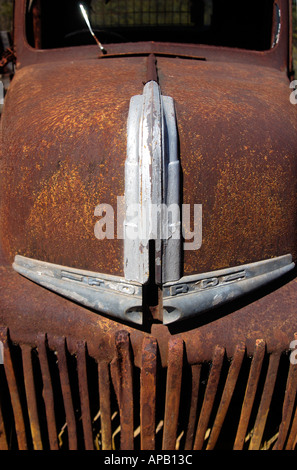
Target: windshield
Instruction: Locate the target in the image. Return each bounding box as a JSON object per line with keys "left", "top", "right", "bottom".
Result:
{"left": 26, "top": 0, "right": 275, "bottom": 52}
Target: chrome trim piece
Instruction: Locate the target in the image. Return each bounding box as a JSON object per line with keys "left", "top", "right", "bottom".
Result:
{"left": 13, "top": 255, "right": 143, "bottom": 325}
{"left": 162, "top": 254, "right": 295, "bottom": 324}
{"left": 13, "top": 254, "right": 295, "bottom": 326}
{"left": 125, "top": 81, "right": 181, "bottom": 285}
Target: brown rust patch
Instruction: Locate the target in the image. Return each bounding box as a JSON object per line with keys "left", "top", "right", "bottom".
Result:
{"left": 1, "top": 56, "right": 147, "bottom": 275}
{"left": 158, "top": 57, "right": 297, "bottom": 275}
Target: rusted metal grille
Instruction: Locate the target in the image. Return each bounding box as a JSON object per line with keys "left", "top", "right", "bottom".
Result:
{"left": 0, "top": 328, "right": 297, "bottom": 450}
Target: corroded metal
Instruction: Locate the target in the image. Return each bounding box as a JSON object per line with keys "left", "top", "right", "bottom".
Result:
{"left": 273, "top": 333, "right": 297, "bottom": 450}
{"left": 193, "top": 345, "right": 225, "bottom": 450}
{"left": 3, "top": 2, "right": 296, "bottom": 279}
{"left": 98, "top": 361, "right": 112, "bottom": 450}
{"left": 206, "top": 342, "right": 246, "bottom": 450}
{"left": 110, "top": 331, "right": 134, "bottom": 450}
{"left": 183, "top": 364, "right": 201, "bottom": 450}
{"left": 77, "top": 341, "right": 94, "bottom": 450}
{"left": 21, "top": 343, "right": 43, "bottom": 450}
{"left": 233, "top": 339, "right": 266, "bottom": 450}
{"left": 0, "top": 328, "right": 28, "bottom": 450}
{"left": 36, "top": 333, "right": 59, "bottom": 450}
{"left": 162, "top": 337, "right": 184, "bottom": 450}
{"left": 1, "top": 324, "right": 297, "bottom": 450}
{"left": 54, "top": 336, "right": 78, "bottom": 450}
{"left": 249, "top": 351, "right": 281, "bottom": 450}
{"left": 140, "top": 337, "right": 157, "bottom": 450}
{"left": 0, "top": 0, "right": 297, "bottom": 452}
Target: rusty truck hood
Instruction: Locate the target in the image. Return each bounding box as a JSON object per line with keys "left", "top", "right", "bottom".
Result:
{"left": 1, "top": 54, "right": 297, "bottom": 283}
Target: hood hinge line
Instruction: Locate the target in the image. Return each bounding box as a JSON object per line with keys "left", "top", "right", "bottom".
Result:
{"left": 145, "top": 53, "right": 159, "bottom": 84}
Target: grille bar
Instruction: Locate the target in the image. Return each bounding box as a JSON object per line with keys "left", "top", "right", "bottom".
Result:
{"left": 54, "top": 337, "right": 77, "bottom": 450}
{"left": 234, "top": 339, "right": 266, "bottom": 449}
{"left": 110, "top": 330, "right": 134, "bottom": 450}
{"left": 0, "top": 385, "right": 8, "bottom": 450}
{"left": 193, "top": 345, "right": 225, "bottom": 450}
{"left": 36, "top": 334, "right": 59, "bottom": 450}
{"left": 184, "top": 364, "right": 201, "bottom": 449}
{"left": 206, "top": 342, "right": 246, "bottom": 450}
{"left": 77, "top": 341, "right": 94, "bottom": 450}
{"left": 21, "top": 344, "right": 43, "bottom": 450}
{"left": 249, "top": 351, "right": 281, "bottom": 450}
{"left": 140, "top": 337, "right": 157, "bottom": 450}
{"left": 162, "top": 337, "right": 184, "bottom": 450}
{"left": 1, "top": 327, "right": 297, "bottom": 450}
{"left": 0, "top": 328, "right": 28, "bottom": 450}
{"left": 98, "top": 361, "right": 112, "bottom": 450}
{"left": 286, "top": 401, "right": 297, "bottom": 449}
{"left": 273, "top": 343, "right": 297, "bottom": 450}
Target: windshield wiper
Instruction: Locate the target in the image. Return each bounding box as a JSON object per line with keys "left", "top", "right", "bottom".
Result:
{"left": 79, "top": 3, "right": 107, "bottom": 54}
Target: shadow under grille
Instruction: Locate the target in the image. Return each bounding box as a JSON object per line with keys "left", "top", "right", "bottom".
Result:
{"left": 0, "top": 328, "right": 297, "bottom": 450}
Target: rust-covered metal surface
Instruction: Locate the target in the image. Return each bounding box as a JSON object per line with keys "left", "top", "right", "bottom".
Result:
{"left": 2, "top": 56, "right": 297, "bottom": 276}
{"left": 1, "top": 3, "right": 297, "bottom": 277}
{"left": 0, "top": 57, "right": 148, "bottom": 276}
{"left": 158, "top": 57, "right": 297, "bottom": 274}
{"left": 0, "top": 0, "right": 297, "bottom": 451}
{"left": 1, "top": 269, "right": 297, "bottom": 450}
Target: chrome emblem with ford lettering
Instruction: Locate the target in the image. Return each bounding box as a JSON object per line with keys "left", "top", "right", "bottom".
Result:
{"left": 13, "top": 254, "right": 294, "bottom": 325}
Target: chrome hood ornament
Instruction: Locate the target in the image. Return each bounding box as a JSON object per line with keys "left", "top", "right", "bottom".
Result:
{"left": 124, "top": 80, "right": 181, "bottom": 285}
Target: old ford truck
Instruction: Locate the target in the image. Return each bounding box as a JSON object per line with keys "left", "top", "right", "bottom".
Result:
{"left": 0, "top": 0, "right": 297, "bottom": 450}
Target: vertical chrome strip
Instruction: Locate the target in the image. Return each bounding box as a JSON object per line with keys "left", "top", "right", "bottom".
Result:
{"left": 162, "top": 96, "right": 181, "bottom": 283}
{"left": 124, "top": 81, "right": 181, "bottom": 285}
{"left": 125, "top": 94, "right": 147, "bottom": 284}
